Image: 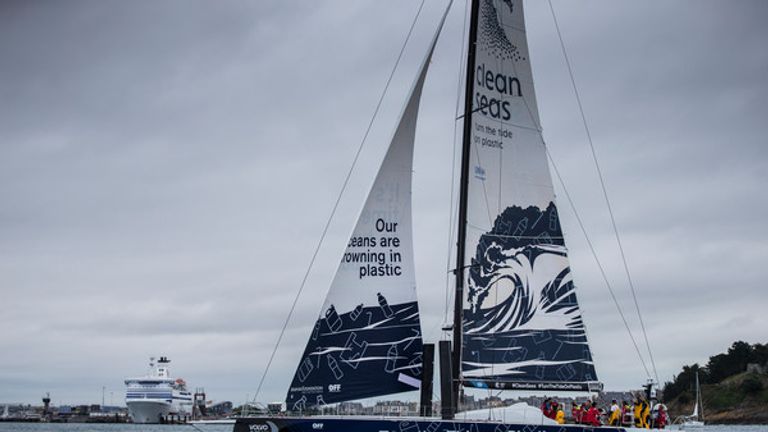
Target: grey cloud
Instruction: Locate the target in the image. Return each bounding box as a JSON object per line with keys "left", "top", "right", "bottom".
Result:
{"left": 1, "top": 0, "right": 767, "bottom": 405}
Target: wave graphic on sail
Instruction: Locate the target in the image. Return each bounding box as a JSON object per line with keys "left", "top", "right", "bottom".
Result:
{"left": 462, "top": 203, "right": 597, "bottom": 384}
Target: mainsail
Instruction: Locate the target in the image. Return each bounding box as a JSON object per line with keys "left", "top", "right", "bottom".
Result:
{"left": 458, "top": 0, "right": 598, "bottom": 391}
{"left": 285, "top": 12, "right": 448, "bottom": 409}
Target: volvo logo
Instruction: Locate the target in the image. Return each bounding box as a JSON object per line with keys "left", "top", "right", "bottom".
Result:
{"left": 249, "top": 421, "right": 278, "bottom": 432}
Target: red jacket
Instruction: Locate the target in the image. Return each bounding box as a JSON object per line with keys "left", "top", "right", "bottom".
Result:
{"left": 572, "top": 406, "right": 582, "bottom": 423}
{"left": 583, "top": 407, "right": 601, "bottom": 427}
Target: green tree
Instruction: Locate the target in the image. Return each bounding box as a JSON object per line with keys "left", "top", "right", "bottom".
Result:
{"left": 707, "top": 341, "right": 753, "bottom": 383}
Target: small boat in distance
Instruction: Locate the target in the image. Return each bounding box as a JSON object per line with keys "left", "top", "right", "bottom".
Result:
{"left": 124, "top": 356, "right": 192, "bottom": 423}
{"left": 678, "top": 371, "right": 705, "bottom": 427}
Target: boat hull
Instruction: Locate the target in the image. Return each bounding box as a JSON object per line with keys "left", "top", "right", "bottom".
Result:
{"left": 127, "top": 400, "right": 172, "bottom": 424}
{"left": 235, "top": 416, "right": 643, "bottom": 432}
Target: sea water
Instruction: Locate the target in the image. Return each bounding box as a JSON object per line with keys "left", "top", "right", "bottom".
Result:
{"left": 0, "top": 425, "right": 232, "bottom": 432}
{"left": 0, "top": 425, "right": 765, "bottom": 432}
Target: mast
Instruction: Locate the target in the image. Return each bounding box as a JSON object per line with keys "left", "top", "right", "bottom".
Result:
{"left": 452, "top": 0, "right": 480, "bottom": 415}
{"left": 696, "top": 371, "right": 703, "bottom": 421}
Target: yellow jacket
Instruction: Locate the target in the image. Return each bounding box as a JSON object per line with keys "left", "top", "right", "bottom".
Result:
{"left": 633, "top": 404, "right": 643, "bottom": 426}
{"left": 642, "top": 404, "right": 651, "bottom": 428}
{"left": 555, "top": 410, "right": 565, "bottom": 424}
{"left": 608, "top": 406, "right": 620, "bottom": 425}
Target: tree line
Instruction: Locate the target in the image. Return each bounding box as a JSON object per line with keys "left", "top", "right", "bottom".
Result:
{"left": 662, "top": 341, "right": 768, "bottom": 401}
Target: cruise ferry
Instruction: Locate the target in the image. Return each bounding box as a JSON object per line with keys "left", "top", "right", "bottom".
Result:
{"left": 124, "top": 356, "right": 192, "bottom": 423}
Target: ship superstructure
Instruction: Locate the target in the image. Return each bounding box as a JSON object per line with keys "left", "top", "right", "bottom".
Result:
{"left": 124, "top": 356, "right": 192, "bottom": 423}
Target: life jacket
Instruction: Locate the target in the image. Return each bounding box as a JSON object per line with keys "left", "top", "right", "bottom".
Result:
{"left": 556, "top": 409, "right": 565, "bottom": 425}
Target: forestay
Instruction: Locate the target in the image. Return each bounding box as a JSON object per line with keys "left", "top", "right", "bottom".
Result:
{"left": 460, "top": 0, "right": 599, "bottom": 391}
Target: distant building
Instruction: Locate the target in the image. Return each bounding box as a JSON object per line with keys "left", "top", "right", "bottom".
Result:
{"left": 208, "top": 401, "right": 233, "bottom": 416}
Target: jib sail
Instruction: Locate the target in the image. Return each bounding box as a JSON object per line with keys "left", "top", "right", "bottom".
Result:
{"left": 285, "top": 10, "right": 448, "bottom": 408}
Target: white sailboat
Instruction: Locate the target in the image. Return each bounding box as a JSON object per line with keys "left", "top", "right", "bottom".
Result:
{"left": 237, "top": 1, "right": 651, "bottom": 431}
{"left": 679, "top": 372, "right": 705, "bottom": 427}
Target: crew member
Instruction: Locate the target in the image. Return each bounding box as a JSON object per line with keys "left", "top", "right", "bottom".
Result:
{"left": 621, "top": 400, "right": 632, "bottom": 426}
{"left": 656, "top": 405, "right": 667, "bottom": 429}
{"left": 583, "top": 401, "right": 601, "bottom": 427}
{"left": 555, "top": 403, "right": 565, "bottom": 424}
{"left": 571, "top": 401, "right": 582, "bottom": 424}
{"left": 608, "top": 399, "right": 620, "bottom": 426}
{"left": 633, "top": 398, "right": 643, "bottom": 428}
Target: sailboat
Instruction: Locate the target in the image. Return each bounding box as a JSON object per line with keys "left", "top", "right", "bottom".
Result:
{"left": 236, "top": 1, "right": 645, "bottom": 431}
{"left": 679, "top": 372, "right": 705, "bottom": 427}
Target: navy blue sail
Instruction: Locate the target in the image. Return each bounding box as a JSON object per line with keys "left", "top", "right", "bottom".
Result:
{"left": 285, "top": 18, "right": 445, "bottom": 408}
{"left": 459, "top": 0, "right": 599, "bottom": 391}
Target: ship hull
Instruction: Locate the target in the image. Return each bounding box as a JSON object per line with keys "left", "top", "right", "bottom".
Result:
{"left": 234, "top": 416, "right": 645, "bottom": 432}
{"left": 127, "top": 400, "right": 172, "bottom": 424}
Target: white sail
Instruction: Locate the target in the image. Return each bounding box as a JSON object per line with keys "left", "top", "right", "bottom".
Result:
{"left": 285, "top": 10, "right": 448, "bottom": 409}
{"left": 460, "top": 0, "right": 598, "bottom": 389}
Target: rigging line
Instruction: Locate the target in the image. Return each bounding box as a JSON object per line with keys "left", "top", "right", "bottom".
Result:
{"left": 545, "top": 145, "right": 651, "bottom": 380}
{"left": 547, "top": 0, "right": 659, "bottom": 385}
{"left": 251, "top": 0, "right": 427, "bottom": 403}
{"left": 445, "top": 0, "right": 470, "bottom": 324}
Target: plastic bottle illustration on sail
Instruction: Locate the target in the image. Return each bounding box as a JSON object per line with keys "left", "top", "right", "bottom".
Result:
{"left": 551, "top": 340, "right": 564, "bottom": 359}
{"left": 512, "top": 217, "right": 529, "bottom": 240}
{"left": 311, "top": 319, "right": 321, "bottom": 341}
{"left": 535, "top": 231, "right": 552, "bottom": 245}
{"left": 403, "top": 328, "right": 420, "bottom": 350}
{"left": 556, "top": 362, "right": 576, "bottom": 381}
{"left": 291, "top": 395, "right": 307, "bottom": 412}
{"left": 481, "top": 334, "right": 496, "bottom": 347}
{"left": 296, "top": 357, "right": 314, "bottom": 382}
{"left": 377, "top": 292, "right": 393, "bottom": 318}
{"left": 400, "top": 421, "right": 419, "bottom": 432}
{"left": 324, "top": 305, "right": 342, "bottom": 333}
{"left": 533, "top": 329, "right": 552, "bottom": 345}
{"left": 340, "top": 333, "right": 368, "bottom": 370}
{"left": 503, "top": 340, "right": 526, "bottom": 363}
{"left": 408, "top": 352, "right": 423, "bottom": 376}
{"left": 327, "top": 355, "right": 344, "bottom": 380}
{"left": 349, "top": 303, "right": 364, "bottom": 321}
{"left": 535, "top": 351, "right": 547, "bottom": 379}
{"left": 549, "top": 209, "right": 558, "bottom": 231}
{"left": 385, "top": 344, "right": 399, "bottom": 373}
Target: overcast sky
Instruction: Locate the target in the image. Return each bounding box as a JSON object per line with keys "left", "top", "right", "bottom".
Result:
{"left": 1, "top": 0, "right": 767, "bottom": 407}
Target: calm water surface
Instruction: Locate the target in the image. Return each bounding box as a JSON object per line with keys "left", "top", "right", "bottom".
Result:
{"left": 0, "top": 425, "right": 764, "bottom": 432}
